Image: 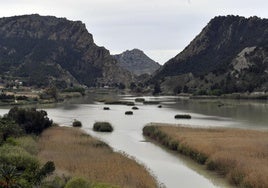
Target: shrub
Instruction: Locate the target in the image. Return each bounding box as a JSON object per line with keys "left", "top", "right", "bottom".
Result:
{"left": 7, "top": 107, "right": 53, "bottom": 135}
{"left": 93, "top": 122, "right": 113, "bottom": 132}
{"left": 174, "top": 114, "right": 191, "bottom": 119}
{"left": 132, "top": 106, "right": 139, "bottom": 110}
{"left": 0, "top": 118, "right": 23, "bottom": 142}
{"left": 72, "top": 120, "right": 82, "bottom": 128}
{"left": 125, "top": 111, "right": 133, "bottom": 115}
{"left": 0, "top": 144, "right": 40, "bottom": 172}
{"left": 65, "top": 177, "right": 91, "bottom": 188}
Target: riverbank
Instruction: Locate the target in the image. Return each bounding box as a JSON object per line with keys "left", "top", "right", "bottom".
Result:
{"left": 143, "top": 124, "right": 268, "bottom": 188}
{"left": 38, "top": 126, "right": 157, "bottom": 188}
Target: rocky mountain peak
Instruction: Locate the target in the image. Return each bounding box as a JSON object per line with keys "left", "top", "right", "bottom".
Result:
{"left": 113, "top": 49, "right": 161, "bottom": 76}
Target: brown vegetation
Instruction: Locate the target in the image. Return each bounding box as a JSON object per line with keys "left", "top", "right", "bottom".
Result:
{"left": 143, "top": 124, "right": 268, "bottom": 188}
{"left": 38, "top": 126, "right": 157, "bottom": 188}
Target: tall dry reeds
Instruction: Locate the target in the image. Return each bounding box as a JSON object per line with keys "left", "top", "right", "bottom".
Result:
{"left": 38, "top": 126, "right": 156, "bottom": 188}
{"left": 143, "top": 124, "right": 268, "bottom": 188}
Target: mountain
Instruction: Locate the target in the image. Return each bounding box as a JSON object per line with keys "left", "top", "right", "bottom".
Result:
{"left": 152, "top": 15, "right": 268, "bottom": 94}
{"left": 0, "top": 14, "right": 133, "bottom": 88}
{"left": 113, "top": 49, "right": 161, "bottom": 76}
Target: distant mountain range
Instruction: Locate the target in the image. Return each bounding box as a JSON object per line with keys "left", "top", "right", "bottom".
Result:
{"left": 0, "top": 14, "right": 133, "bottom": 88}
{"left": 1, "top": 14, "right": 267, "bottom": 94}
{"left": 152, "top": 15, "right": 268, "bottom": 94}
{"left": 113, "top": 49, "right": 161, "bottom": 76}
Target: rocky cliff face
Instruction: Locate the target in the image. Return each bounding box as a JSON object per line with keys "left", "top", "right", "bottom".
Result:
{"left": 153, "top": 15, "right": 268, "bottom": 93}
{"left": 113, "top": 49, "right": 161, "bottom": 76}
{"left": 0, "top": 14, "right": 133, "bottom": 88}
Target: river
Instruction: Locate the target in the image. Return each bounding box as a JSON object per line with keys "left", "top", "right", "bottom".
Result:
{"left": 1, "top": 95, "right": 267, "bottom": 187}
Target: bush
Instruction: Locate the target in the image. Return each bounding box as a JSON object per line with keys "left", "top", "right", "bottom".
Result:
{"left": 7, "top": 107, "right": 53, "bottom": 135}
{"left": 93, "top": 122, "right": 113, "bottom": 132}
{"left": 0, "top": 144, "right": 40, "bottom": 172}
{"left": 132, "top": 106, "right": 139, "bottom": 110}
{"left": 125, "top": 111, "right": 133, "bottom": 115}
{"left": 174, "top": 114, "right": 191, "bottom": 119}
{"left": 65, "top": 177, "right": 91, "bottom": 188}
{"left": 72, "top": 120, "right": 82, "bottom": 128}
{"left": 0, "top": 118, "right": 23, "bottom": 142}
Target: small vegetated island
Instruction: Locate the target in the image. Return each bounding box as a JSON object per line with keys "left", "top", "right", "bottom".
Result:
{"left": 143, "top": 124, "right": 268, "bottom": 188}
{"left": 93, "top": 122, "right": 113, "bottom": 132}
{"left": 0, "top": 107, "right": 157, "bottom": 188}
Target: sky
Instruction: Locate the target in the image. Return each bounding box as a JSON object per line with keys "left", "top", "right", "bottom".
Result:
{"left": 0, "top": 0, "right": 267, "bottom": 64}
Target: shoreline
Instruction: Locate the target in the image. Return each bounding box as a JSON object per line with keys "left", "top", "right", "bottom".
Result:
{"left": 143, "top": 124, "right": 268, "bottom": 188}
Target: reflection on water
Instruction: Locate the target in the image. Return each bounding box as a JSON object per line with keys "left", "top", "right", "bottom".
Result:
{"left": 0, "top": 95, "right": 267, "bottom": 188}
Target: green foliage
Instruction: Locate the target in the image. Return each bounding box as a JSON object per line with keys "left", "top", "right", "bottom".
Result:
{"left": 0, "top": 164, "right": 21, "bottom": 188}
{"left": 0, "top": 144, "right": 40, "bottom": 171}
{"left": 14, "top": 136, "right": 38, "bottom": 155}
{"left": 34, "top": 161, "right": 55, "bottom": 186}
{"left": 65, "top": 177, "right": 91, "bottom": 188}
{"left": 7, "top": 107, "right": 53, "bottom": 135}
{"left": 0, "top": 118, "right": 23, "bottom": 143}
{"left": 93, "top": 122, "right": 113, "bottom": 132}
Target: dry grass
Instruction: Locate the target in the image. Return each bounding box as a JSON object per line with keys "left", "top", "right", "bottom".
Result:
{"left": 38, "top": 126, "right": 157, "bottom": 188}
{"left": 143, "top": 124, "right": 268, "bottom": 188}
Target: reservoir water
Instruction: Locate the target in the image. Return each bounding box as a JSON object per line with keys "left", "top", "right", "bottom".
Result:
{"left": 1, "top": 95, "right": 267, "bottom": 187}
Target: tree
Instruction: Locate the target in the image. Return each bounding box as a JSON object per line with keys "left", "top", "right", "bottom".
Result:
{"left": 7, "top": 107, "right": 53, "bottom": 135}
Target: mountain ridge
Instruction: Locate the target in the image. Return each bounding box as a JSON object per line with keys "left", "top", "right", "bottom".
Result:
{"left": 152, "top": 15, "right": 268, "bottom": 94}
{"left": 0, "top": 14, "right": 133, "bottom": 88}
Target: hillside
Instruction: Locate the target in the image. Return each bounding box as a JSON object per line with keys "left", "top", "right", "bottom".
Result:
{"left": 152, "top": 15, "right": 268, "bottom": 94}
{"left": 113, "top": 49, "right": 161, "bottom": 76}
{"left": 0, "top": 14, "right": 133, "bottom": 88}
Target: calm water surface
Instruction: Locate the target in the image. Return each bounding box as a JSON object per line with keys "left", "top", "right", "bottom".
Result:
{"left": 1, "top": 95, "right": 267, "bottom": 188}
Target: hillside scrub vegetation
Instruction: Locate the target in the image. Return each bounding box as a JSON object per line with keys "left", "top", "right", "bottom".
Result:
{"left": 38, "top": 126, "right": 157, "bottom": 188}
{"left": 143, "top": 124, "right": 268, "bottom": 188}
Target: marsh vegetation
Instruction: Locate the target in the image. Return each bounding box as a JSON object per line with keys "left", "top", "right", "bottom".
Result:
{"left": 143, "top": 124, "right": 268, "bottom": 188}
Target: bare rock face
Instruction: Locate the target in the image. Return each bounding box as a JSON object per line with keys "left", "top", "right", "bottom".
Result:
{"left": 113, "top": 49, "right": 161, "bottom": 76}
{"left": 152, "top": 15, "right": 268, "bottom": 93}
{"left": 0, "top": 14, "right": 133, "bottom": 88}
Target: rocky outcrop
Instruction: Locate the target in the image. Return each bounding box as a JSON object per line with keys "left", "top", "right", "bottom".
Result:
{"left": 113, "top": 49, "right": 160, "bottom": 76}
{"left": 0, "top": 14, "right": 133, "bottom": 88}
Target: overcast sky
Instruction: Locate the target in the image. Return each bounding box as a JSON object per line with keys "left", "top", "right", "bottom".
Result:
{"left": 0, "top": 0, "right": 267, "bottom": 64}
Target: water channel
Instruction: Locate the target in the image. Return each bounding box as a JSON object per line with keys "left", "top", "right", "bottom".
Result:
{"left": 1, "top": 95, "right": 267, "bottom": 187}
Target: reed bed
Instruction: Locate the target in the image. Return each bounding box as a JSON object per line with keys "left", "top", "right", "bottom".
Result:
{"left": 143, "top": 124, "right": 268, "bottom": 188}
{"left": 38, "top": 126, "right": 156, "bottom": 188}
